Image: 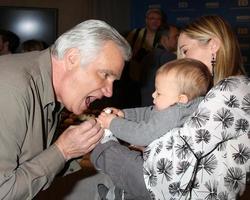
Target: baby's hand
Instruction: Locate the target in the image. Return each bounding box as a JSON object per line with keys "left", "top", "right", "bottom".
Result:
{"left": 104, "top": 108, "right": 112, "bottom": 114}
{"left": 98, "top": 110, "right": 117, "bottom": 129}
{"left": 103, "top": 107, "right": 125, "bottom": 118}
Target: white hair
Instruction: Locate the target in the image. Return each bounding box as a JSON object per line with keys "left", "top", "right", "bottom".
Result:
{"left": 51, "top": 19, "right": 131, "bottom": 66}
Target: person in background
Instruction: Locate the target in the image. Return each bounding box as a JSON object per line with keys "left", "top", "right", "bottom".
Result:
{"left": 122, "top": 8, "right": 166, "bottom": 107}
{"left": 91, "top": 58, "right": 212, "bottom": 200}
{"left": 157, "top": 24, "right": 179, "bottom": 53}
{"left": 90, "top": 15, "right": 249, "bottom": 200}
{"left": 140, "top": 24, "right": 179, "bottom": 106}
{"left": 21, "top": 39, "right": 47, "bottom": 52}
{"left": 126, "top": 8, "right": 166, "bottom": 83}
{"left": 126, "top": 8, "right": 165, "bottom": 59}
{"left": 0, "top": 29, "right": 20, "bottom": 55}
{"left": 0, "top": 19, "right": 131, "bottom": 199}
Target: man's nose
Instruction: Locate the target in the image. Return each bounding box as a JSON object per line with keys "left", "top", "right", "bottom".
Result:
{"left": 102, "top": 82, "right": 113, "bottom": 97}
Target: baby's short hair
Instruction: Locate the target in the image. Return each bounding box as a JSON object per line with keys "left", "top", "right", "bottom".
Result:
{"left": 156, "top": 58, "right": 212, "bottom": 100}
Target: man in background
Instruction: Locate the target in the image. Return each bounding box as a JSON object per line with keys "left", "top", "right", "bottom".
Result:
{"left": 0, "top": 29, "right": 20, "bottom": 55}
{"left": 126, "top": 8, "right": 166, "bottom": 83}
{"left": 126, "top": 8, "right": 165, "bottom": 60}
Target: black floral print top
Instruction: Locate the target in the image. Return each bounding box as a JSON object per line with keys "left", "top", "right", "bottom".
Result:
{"left": 143, "top": 76, "right": 250, "bottom": 200}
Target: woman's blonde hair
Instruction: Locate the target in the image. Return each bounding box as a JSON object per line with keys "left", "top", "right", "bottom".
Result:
{"left": 177, "top": 15, "right": 245, "bottom": 84}
{"left": 157, "top": 58, "right": 212, "bottom": 100}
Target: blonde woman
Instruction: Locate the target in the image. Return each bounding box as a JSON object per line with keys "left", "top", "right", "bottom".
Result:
{"left": 144, "top": 15, "right": 249, "bottom": 199}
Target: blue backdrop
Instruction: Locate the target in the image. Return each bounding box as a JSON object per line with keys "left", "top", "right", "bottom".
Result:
{"left": 130, "top": 0, "right": 250, "bottom": 75}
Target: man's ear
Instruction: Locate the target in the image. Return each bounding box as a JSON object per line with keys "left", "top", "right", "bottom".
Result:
{"left": 209, "top": 37, "right": 221, "bottom": 53}
{"left": 178, "top": 94, "right": 189, "bottom": 104}
{"left": 64, "top": 48, "right": 81, "bottom": 70}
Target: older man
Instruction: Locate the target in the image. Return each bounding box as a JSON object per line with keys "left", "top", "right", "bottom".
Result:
{"left": 0, "top": 20, "right": 131, "bottom": 199}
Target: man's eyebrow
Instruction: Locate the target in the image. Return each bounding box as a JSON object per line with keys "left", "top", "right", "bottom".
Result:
{"left": 103, "top": 69, "right": 120, "bottom": 79}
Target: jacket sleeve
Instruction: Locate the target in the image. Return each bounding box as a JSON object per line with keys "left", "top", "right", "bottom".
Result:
{"left": 122, "top": 106, "right": 153, "bottom": 122}
{"left": 0, "top": 89, "right": 65, "bottom": 199}
{"left": 110, "top": 102, "right": 198, "bottom": 146}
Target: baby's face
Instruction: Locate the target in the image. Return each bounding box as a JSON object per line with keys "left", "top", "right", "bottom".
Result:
{"left": 152, "top": 73, "right": 180, "bottom": 110}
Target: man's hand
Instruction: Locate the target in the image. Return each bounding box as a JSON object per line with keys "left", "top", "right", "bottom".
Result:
{"left": 55, "top": 118, "right": 103, "bottom": 161}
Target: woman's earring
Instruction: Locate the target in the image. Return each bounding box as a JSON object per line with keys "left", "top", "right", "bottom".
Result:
{"left": 211, "top": 53, "right": 216, "bottom": 77}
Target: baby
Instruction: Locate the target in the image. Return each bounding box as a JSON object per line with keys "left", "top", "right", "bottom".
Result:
{"left": 97, "top": 58, "right": 212, "bottom": 147}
